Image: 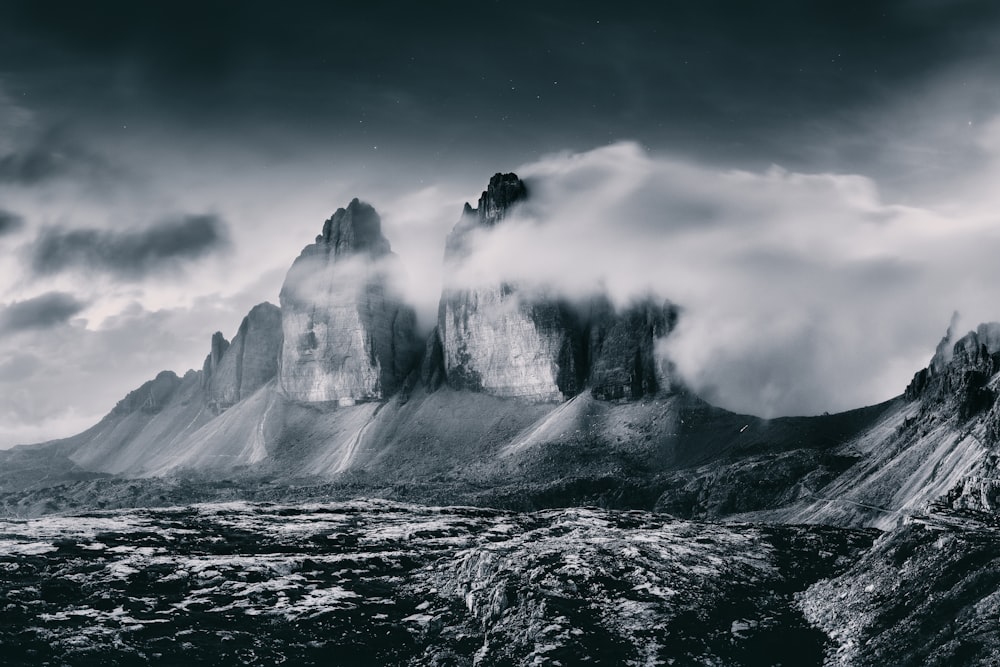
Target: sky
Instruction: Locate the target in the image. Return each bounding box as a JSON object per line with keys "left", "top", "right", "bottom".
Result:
{"left": 3, "top": 0, "right": 1000, "bottom": 445}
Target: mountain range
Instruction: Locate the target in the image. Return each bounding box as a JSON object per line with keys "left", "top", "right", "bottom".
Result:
{"left": 6, "top": 171, "right": 1000, "bottom": 664}
{"left": 2, "top": 171, "right": 996, "bottom": 528}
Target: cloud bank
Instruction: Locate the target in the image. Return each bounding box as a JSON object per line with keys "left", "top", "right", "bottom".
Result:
{"left": 0, "top": 209, "right": 24, "bottom": 236}
{"left": 0, "top": 291, "right": 86, "bottom": 333}
{"left": 0, "top": 128, "right": 116, "bottom": 186}
{"left": 441, "top": 141, "right": 1000, "bottom": 417}
{"left": 28, "top": 213, "right": 230, "bottom": 279}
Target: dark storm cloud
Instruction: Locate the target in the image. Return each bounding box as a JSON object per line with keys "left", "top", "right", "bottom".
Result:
{"left": 0, "top": 129, "right": 116, "bottom": 186}
{"left": 0, "top": 291, "right": 86, "bottom": 333}
{"left": 0, "top": 210, "right": 24, "bottom": 236}
{"left": 28, "top": 214, "right": 230, "bottom": 279}
{"left": 1, "top": 1, "right": 998, "bottom": 167}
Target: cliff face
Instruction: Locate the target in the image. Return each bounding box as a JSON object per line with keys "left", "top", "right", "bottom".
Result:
{"left": 436, "top": 173, "right": 680, "bottom": 403}
{"left": 588, "top": 297, "right": 679, "bottom": 401}
{"left": 204, "top": 303, "right": 283, "bottom": 411}
{"left": 438, "top": 285, "right": 586, "bottom": 400}
{"left": 438, "top": 173, "right": 587, "bottom": 401}
{"left": 279, "top": 199, "right": 419, "bottom": 405}
{"left": 201, "top": 333, "right": 229, "bottom": 388}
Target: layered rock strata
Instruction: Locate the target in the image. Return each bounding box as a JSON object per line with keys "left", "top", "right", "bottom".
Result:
{"left": 279, "top": 199, "right": 419, "bottom": 405}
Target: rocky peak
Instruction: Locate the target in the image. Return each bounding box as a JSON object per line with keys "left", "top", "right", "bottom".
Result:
{"left": 466, "top": 172, "right": 527, "bottom": 227}
{"left": 588, "top": 297, "right": 679, "bottom": 401}
{"left": 438, "top": 173, "right": 584, "bottom": 401}
{"left": 279, "top": 200, "right": 419, "bottom": 405}
{"left": 206, "top": 302, "right": 283, "bottom": 411}
{"left": 445, "top": 173, "right": 527, "bottom": 261}
{"left": 437, "top": 172, "right": 681, "bottom": 403}
{"left": 202, "top": 331, "right": 230, "bottom": 388}
{"left": 906, "top": 321, "right": 1000, "bottom": 419}
{"left": 318, "top": 198, "right": 391, "bottom": 259}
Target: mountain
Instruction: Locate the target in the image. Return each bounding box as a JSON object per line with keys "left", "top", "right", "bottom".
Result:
{"left": 279, "top": 198, "right": 420, "bottom": 405}
{"left": 749, "top": 322, "right": 1000, "bottom": 529}
{"left": 11, "top": 172, "right": 1000, "bottom": 667}
{"left": 204, "top": 303, "right": 282, "bottom": 411}
{"left": 5, "top": 172, "right": 1000, "bottom": 538}
{"left": 434, "top": 173, "right": 680, "bottom": 403}
{"left": 0, "top": 176, "right": 859, "bottom": 505}
{"left": 436, "top": 173, "right": 586, "bottom": 400}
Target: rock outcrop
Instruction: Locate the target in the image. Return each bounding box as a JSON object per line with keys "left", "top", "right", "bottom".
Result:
{"left": 435, "top": 173, "right": 681, "bottom": 402}
{"left": 279, "top": 199, "right": 419, "bottom": 405}
{"left": 438, "top": 173, "right": 587, "bottom": 401}
{"left": 110, "top": 370, "right": 184, "bottom": 416}
{"left": 588, "top": 297, "right": 679, "bottom": 401}
{"left": 204, "top": 303, "right": 283, "bottom": 411}
{"left": 201, "top": 332, "right": 229, "bottom": 388}
{"left": 905, "top": 321, "right": 1000, "bottom": 419}
{"left": 419, "top": 327, "right": 446, "bottom": 391}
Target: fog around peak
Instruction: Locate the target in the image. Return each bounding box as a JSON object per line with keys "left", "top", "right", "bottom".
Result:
{"left": 435, "top": 142, "right": 1000, "bottom": 417}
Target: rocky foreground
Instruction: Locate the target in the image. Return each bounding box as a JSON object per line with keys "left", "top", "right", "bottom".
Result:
{"left": 801, "top": 509, "right": 1000, "bottom": 666}
{"left": 0, "top": 500, "right": 874, "bottom": 666}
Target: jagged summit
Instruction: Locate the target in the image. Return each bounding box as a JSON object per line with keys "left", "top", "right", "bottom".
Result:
{"left": 438, "top": 173, "right": 583, "bottom": 401}
{"left": 927, "top": 320, "right": 1000, "bottom": 375}
{"left": 448, "top": 173, "right": 527, "bottom": 260}
{"left": 317, "top": 198, "right": 391, "bottom": 258}
{"left": 437, "top": 173, "right": 680, "bottom": 403}
{"left": 464, "top": 172, "right": 528, "bottom": 227}
{"left": 906, "top": 321, "right": 1000, "bottom": 420}
{"left": 907, "top": 322, "right": 1000, "bottom": 396}
{"left": 204, "top": 302, "right": 282, "bottom": 411}
{"left": 279, "top": 200, "right": 419, "bottom": 405}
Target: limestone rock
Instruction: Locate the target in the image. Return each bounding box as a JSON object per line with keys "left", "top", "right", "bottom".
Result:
{"left": 206, "top": 302, "right": 283, "bottom": 410}
{"left": 201, "top": 332, "right": 229, "bottom": 388}
{"left": 475, "top": 172, "right": 527, "bottom": 227}
{"left": 438, "top": 173, "right": 586, "bottom": 401}
{"left": 279, "top": 199, "right": 419, "bottom": 404}
{"left": 110, "top": 370, "right": 183, "bottom": 416}
{"left": 905, "top": 321, "right": 1000, "bottom": 419}
{"left": 419, "top": 327, "right": 446, "bottom": 391}
{"left": 439, "top": 287, "right": 586, "bottom": 400}
{"left": 588, "top": 297, "right": 678, "bottom": 401}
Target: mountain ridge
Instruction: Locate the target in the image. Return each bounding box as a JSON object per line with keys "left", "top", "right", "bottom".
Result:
{"left": 5, "top": 173, "right": 1000, "bottom": 539}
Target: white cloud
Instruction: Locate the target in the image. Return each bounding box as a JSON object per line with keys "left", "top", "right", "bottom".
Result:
{"left": 435, "top": 141, "right": 1000, "bottom": 417}
{"left": 379, "top": 185, "right": 468, "bottom": 331}
{"left": 8, "top": 121, "right": 1000, "bottom": 443}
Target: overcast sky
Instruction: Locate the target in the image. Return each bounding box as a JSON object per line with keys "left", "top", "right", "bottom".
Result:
{"left": 3, "top": 1, "right": 1000, "bottom": 445}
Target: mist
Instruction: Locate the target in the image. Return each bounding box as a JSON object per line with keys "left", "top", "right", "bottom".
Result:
{"left": 417, "top": 141, "right": 1000, "bottom": 417}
